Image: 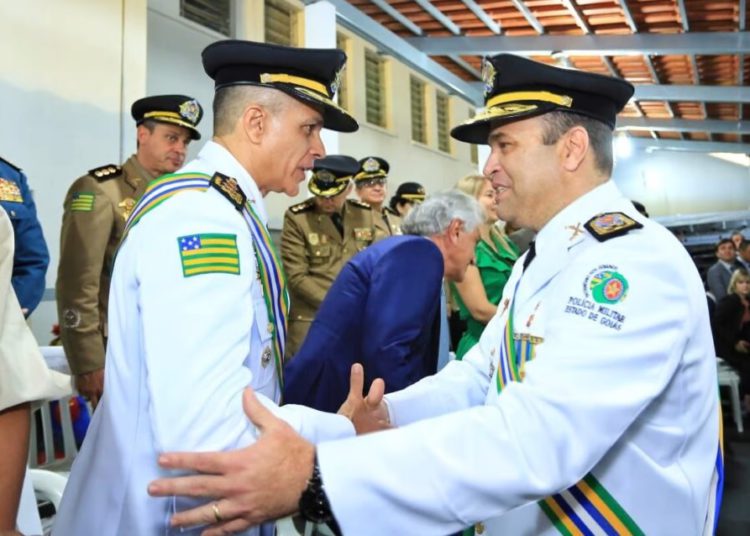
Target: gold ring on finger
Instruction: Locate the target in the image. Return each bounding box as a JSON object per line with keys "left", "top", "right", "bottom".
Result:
{"left": 212, "top": 502, "right": 223, "bottom": 523}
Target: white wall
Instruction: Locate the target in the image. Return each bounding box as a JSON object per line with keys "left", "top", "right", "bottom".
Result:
{"left": 146, "top": 0, "right": 226, "bottom": 155}
{"left": 0, "top": 0, "right": 147, "bottom": 341}
{"left": 612, "top": 150, "right": 750, "bottom": 217}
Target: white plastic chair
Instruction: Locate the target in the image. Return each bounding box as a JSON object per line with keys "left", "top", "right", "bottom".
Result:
{"left": 717, "top": 358, "right": 744, "bottom": 433}
{"left": 29, "top": 347, "right": 78, "bottom": 470}
{"left": 28, "top": 395, "right": 78, "bottom": 470}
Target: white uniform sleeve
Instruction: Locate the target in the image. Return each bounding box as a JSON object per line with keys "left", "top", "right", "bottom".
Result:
{"left": 384, "top": 350, "right": 491, "bottom": 426}
{"left": 261, "top": 400, "right": 355, "bottom": 442}
{"left": 317, "top": 239, "right": 695, "bottom": 535}
{"left": 136, "top": 204, "right": 262, "bottom": 452}
{"left": 134, "top": 198, "right": 351, "bottom": 453}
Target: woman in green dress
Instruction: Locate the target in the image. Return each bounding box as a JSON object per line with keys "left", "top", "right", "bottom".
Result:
{"left": 451, "top": 174, "right": 519, "bottom": 359}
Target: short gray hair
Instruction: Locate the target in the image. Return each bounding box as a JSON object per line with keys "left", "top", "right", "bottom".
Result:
{"left": 401, "top": 190, "right": 483, "bottom": 237}
{"left": 540, "top": 111, "right": 614, "bottom": 175}
{"left": 213, "top": 85, "right": 289, "bottom": 135}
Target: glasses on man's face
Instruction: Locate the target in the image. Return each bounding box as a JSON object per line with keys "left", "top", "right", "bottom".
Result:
{"left": 358, "top": 178, "right": 387, "bottom": 188}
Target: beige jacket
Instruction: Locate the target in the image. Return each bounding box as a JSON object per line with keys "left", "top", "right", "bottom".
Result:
{"left": 0, "top": 207, "right": 70, "bottom": 410}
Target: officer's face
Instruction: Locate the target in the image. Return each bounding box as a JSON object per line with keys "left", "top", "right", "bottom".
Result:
{"left": 257, "top": 98, "right": 325, "bottom": 196}
{"left": 356, "top": 178, "right": 387, "bottom": 206}
{"left": 444, "top": 221, "right": 479, "bottom": 283}
{"left": 137, "top": 123, "right": 192, "bottom": 175}
{"left": 483, "top": 116, "right": 562, "bottom": 231}
{"left": 314, "top": 185, "right": 351, "bottom": 215}
{"left": 395, "top": 201, "right": 414, "bottom": 217}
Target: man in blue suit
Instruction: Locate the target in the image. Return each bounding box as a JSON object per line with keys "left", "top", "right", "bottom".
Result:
{"left": 284, "top": 191, "right": 483, "bottom": 412}
{"left": 0, "top": 156, "right": 49, "bottom": 316}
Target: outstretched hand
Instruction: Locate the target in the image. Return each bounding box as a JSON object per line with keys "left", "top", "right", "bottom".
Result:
{"left": 337, "top": 363, "right": 391, "bottom": 435}
{"left": 148, "top": 388, "right": 314, "bottom": 535}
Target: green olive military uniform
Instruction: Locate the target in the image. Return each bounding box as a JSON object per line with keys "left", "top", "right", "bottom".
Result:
{"left": 281, "top": 155, "right": 376, "bottom": 358}
{"left": 354, "top": 156, "right": 402, "bottom": 242}
{"left": 56, "top": 94, "right": 203, "bottom": 375}
{"left": 377, "top": 206, "right": 402, "bottom": 240}
{"left": 57, "top": 157, "right": 151, "bottom": 374}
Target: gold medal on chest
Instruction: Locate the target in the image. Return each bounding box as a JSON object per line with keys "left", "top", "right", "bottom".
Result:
{"left": 308, "top": 232, "right": 319, "bottom": 246}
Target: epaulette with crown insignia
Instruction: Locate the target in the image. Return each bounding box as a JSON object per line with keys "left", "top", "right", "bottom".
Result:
{"left": 290, "top": 199, "right": 315, "bottom": 214}
{"left": 347, "top": 199, "right": 370, "bottom": 209}
{"left": 584, "top": 212, "right": 643, "bottom": 242}
{"left": 88, "top": 164, "right": 122, "bottom": 181}
{"left": 0, "top": 156, "right": 21, "bottom": 173}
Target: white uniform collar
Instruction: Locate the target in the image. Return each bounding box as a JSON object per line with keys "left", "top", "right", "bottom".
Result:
{"left": 514, "top": 181, "right": 625, "bottom": 304}
{"left": 194, "top": 140, "right": 268, "bottom": 223}
{"left": 534, "top": 180, "right": 623, "bottom": 257}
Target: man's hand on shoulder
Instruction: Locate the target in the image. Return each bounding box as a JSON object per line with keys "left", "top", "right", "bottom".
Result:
{"left": 149, "top": 388, "right": 314, "bottom": 534}
{"left": 338, "top": 363, "right": 391, "bottom": 435}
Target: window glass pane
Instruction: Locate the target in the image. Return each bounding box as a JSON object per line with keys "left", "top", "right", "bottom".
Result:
{"left": 180, "top": 0, "right": 231, "bottom": 36}
{"left": 411, "top": 76, "right": 426, "bottom": 143}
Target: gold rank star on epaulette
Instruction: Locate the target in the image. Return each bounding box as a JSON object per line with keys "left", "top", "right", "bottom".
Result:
{"left": 347, "top": 199, "right": 370, "bottom": 209}
{"left": 584, "top": 212, "right": 643, "bottom": 242}
{"left": 88, "top": 164, "right": 122, "bottom": 181}
{"left": 210, "top": 172, "right": 247, "bottom": 211}
{"left": 290, "top": 199, "right": 315, "bottom": 214}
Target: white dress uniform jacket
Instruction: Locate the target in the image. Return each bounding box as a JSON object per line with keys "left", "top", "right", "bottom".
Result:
{"left": 54, "top": 142, "right": 354, "bottom": 535}
{"left": 317, "top": 181, "right": 720, "bottom": 535}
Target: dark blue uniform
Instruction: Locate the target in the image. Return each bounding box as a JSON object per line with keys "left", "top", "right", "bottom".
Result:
{"left": 0, "top": 156, "right": 49, "bottom": 314}
{"left": 284, "top": 235, "right": 444, "bottom": 412}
